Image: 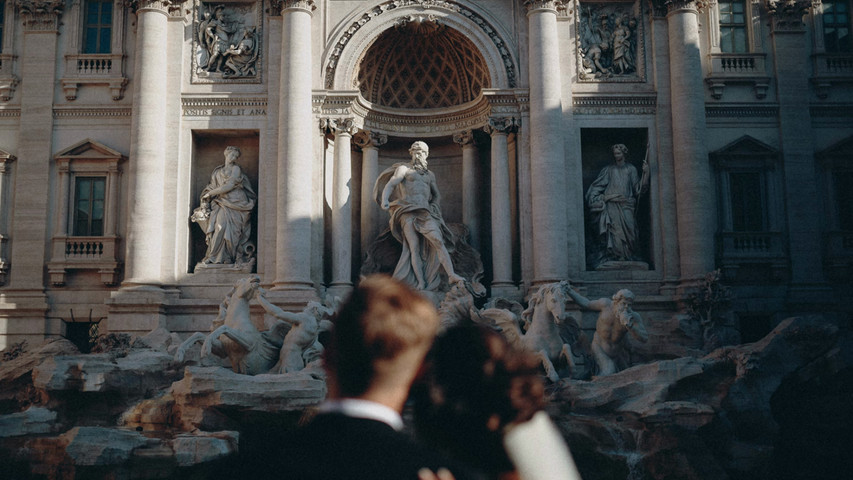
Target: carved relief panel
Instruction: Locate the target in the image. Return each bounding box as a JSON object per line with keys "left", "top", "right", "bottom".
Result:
{"left": 575, "top": 0, "right": 646, "bottom": 82}
{"left": 192, "top": 0, "right": 262, "bottom": 83}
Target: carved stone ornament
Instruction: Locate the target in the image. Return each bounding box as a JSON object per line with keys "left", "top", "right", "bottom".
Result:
{"left": 353, "top": 131, "right": 388, "bottom": 149}
{"left": 577, "top": 1, "right": 646, "bottom": 82}
{"left": 452, "top": 130, "right": 476, "bottom": 147}
{"left": 484, "top": 117, "right": 519, "bottom": 136}
{"left": 764, "top": 0, "right": 814, "bottom": 31}
{"left": 324, "top": 1, "right": 517, "bottom": 89}
{"left": 127, "top": 0, "right": 187, "bottom": 14}
{"left": 15, "top": 0, "right": 64, "bottom": 31}
{"left": 269, "top": 0, "right": 316, "bottom": 15}
{"left": 193, "top": 1, "right": 262, "bottom": 84}
{"left": 523, "top": 0, "right": 569, "bottom": 13}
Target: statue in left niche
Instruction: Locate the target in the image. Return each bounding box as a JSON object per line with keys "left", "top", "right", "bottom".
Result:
{"left": 196, "top": 4, "right": 258, "bottom": 78}
{"left": 192, "top": 146, "right": 256, "bottom": 270}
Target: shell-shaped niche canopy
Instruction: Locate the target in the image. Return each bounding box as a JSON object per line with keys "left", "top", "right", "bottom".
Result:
{"left": 357, "top": 17, "right": 491, "bottom": 110}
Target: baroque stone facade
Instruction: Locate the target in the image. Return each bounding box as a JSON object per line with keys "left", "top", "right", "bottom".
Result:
{"left": 0, "top": 0, "right": 850, "bottom": 348}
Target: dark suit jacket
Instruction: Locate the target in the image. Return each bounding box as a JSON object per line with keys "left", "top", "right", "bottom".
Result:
{"left": 273, "top": 413, "right": 476, "bottom": 480}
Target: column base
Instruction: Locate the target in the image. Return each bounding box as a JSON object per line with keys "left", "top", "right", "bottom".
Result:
{"left": 490, "top": 283, "right": 522, "bottom": 302}
{"left": 326, "top": 283, "right": 353, "bottom": 302}
{"left": 268, "top": 283, "right": 320, "bottom": 305}
{"left": 106, "top": 286, "right": 177, "bottom": 335}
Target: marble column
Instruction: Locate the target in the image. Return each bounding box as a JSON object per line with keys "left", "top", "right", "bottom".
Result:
{"left": 452, "top": 130, "right": 480, "bottom": 249}
{"left": 663, "top": 0, "right": 716, "bottom": 281}
{"left": 122, "top": 0, "right": 172, "bottom": 287}
{"left": 274, "top": 0, "right": 316, "bottom": 296}
{"left": 484, "top": 118, "right": 519, "bottom": 297}
{"left": 523, "top": 0, "right": 568, "bottom": 284}
{"left": 767, "top": 0, "right": 831, "bottom": 304}
{"left": 353, "top": 130, "right": 387, "bottom": 256}
{"left": 328, "top": 118, "right": 357, "bottom": 298}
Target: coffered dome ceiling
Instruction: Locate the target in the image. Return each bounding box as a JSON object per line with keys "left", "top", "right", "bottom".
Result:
{"left": 357, "top": 22, "right": 491, "bottom": 110}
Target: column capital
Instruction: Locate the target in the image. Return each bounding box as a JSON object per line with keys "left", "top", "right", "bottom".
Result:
{"left": 126, "top": 0, "right": 187, "bottom": 15}
{"left": 523, "top": 0, "right": 567, "bottom": 14}
{"left": 15, "top": 0, "right": 64, "bottom": 31}
{"left": 270, "top": 0, "right": 316, "bottom": 16}
{"left": 353, "top": 130, "right": 388, "bottom": 149}
{"left": 765, "top": 0, "right": 813, "bottom": 32}
{"left": 320, "top": 117, "right": 357, "bottom": 136}
{"left": 484, "top": 117, "right": 519, "bottom": 137}
{"left": 453, "top": 130, "right": 477, "bottom": 147}
{"left": 649, "top": 0, "right": 710, "bottom": 16}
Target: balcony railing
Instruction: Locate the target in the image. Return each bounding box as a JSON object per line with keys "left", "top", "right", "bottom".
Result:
{"left": 706, "top": 53, "right": 769, "bottom": 99}
{"left": 61, "top": 54, "right": 127, "bottom": 101}
{"left": 719, "top": 231, "right": 786, "bottom": 260}
{"left": 48, "top": 236, "right": 121, "bottom": 286}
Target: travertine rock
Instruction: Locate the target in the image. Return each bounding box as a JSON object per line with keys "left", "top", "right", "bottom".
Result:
{"left": 170, "top": 366, "right": 326, "bottom": 430}
{"left": 0, "top": 406, "right": 57, "bottom": 437}
{"left": 32, "top": 349, "right": 179, "bottom": 394}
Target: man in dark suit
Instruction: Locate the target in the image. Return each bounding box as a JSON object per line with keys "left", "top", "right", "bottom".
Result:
{"left": 276, "top": 275, "right": 469, "bottom": 480}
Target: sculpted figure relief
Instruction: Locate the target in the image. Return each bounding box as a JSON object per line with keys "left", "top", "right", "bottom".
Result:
{"left": 566, "top": 284, "right": 648, "bottom": 376}
{"left": 585, "top": 143, "right": 649, "bottom": 267}
{"left": 192, "top": 146, "right": 256, "bottom": 268}
{"left": 579, "top": 6, "right": 638, "bottom": 79}
{"left": 196, "top": 4, "right": 258, "bottom": 78}
{"left": 374, "top": 141, "right": 465, "bottom": 291}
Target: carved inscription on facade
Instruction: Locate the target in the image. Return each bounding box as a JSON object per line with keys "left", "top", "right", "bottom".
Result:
{"left": 193, "top": 1, "right": 261, "bottom": 83}
{"left": 576, "top": 1, "right": 645, "bottom": 82}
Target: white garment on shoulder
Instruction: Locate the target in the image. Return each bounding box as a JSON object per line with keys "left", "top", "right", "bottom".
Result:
{"left": 503, "top": 410, "right": 583, "bottom": 480}
{"left": 317, "top": 398, "right": 404, "bottom": 431}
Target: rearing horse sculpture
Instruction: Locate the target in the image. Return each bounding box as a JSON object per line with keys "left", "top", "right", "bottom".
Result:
{"left": 480, "top": 281, "right": 585, "bottom": 382}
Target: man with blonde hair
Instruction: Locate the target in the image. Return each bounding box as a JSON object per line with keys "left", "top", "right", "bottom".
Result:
{"left": 276, "top": 274, "right": 468, "bottom": 479}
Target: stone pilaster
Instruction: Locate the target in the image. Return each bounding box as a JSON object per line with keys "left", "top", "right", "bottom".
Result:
{"left": 661, "top": 0, "right": 716, "bottom": 282}
{"left": 354, "top": 130, "right": 387, "bottom": 258}
{"left": 649, "top": 4, "right": 682, "bottom": 294}
{"left": 453, "top": 130, "right": 480, "bottom": 249}
{"left": 1, "top": 0, "right": 65, "bottom": 343}
{"left": 0, "top": 152, "right": 15, "bottom": 285}
{"left": 484, "top": 117, "right": 519, "bottom": 298}
{"left": 766, "top": 0, "right": 831, "bottom": 306}
{"left": 327, "top": 118, "right": 357, "bottom": 298}
{"left": 273, "top": 0, "right": 316, "bottom": 299}
{"left": 523, "top": 0, "right": 569, "bottom": 285}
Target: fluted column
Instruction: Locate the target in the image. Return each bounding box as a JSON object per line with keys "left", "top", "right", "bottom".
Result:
{"left": 353, "top": 130, "right": 387, "bottom": 256}
{"left": 328, "top": 118, "right": 357, "bottom": 297}
{"left": 766, "top": 0, "right": 830, "bottom": 304}
{"left": 663, "top": 0, "right": 716, "bottom": 281}
{"left": 484, "top": 118, "right": 519, "bottom": 296}
{"left": 273, "top": 0, "right": 316, "bottom": 293}
{"left": 453, "top": 130, "right": 480, "bottom": 249}
{"left": 122, "top": 0, "right": 174, "bottom": 287}
{"left": 524, "top": 0, "right": 568, "bottom": 284}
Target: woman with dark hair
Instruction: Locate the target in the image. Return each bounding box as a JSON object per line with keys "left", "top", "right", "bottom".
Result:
{"left": 413, "top": 325, "right": 582, "bottom": 480}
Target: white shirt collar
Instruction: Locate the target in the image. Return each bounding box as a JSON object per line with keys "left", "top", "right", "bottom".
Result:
{"left": 318, "top": 398, "right": 404, "bottom": 431}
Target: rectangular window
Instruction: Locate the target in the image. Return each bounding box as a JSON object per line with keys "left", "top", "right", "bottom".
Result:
{"left": 83, "top": 0, "right": 112, "bottom": 54}
{"left": 835, "top": 171, "right": 853, "bottom": 230}
{"left": 823, "top": 0, "right": 852, "bottom": 53}
{"left": 719, "top": 0, "right": 748, "bottom": 53}
{"left": 0, "top": 1, "right": 5, "bottom": 52}
{"left": 729, "top": 171, "right": 764, "bottom": 231}
{"left": 73, "top": 177, "right": 106, "bottom": 236}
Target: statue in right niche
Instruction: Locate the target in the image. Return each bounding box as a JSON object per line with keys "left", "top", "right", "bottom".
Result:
{"left": 585, "top": 143, "right": 649, "bottom": 267}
